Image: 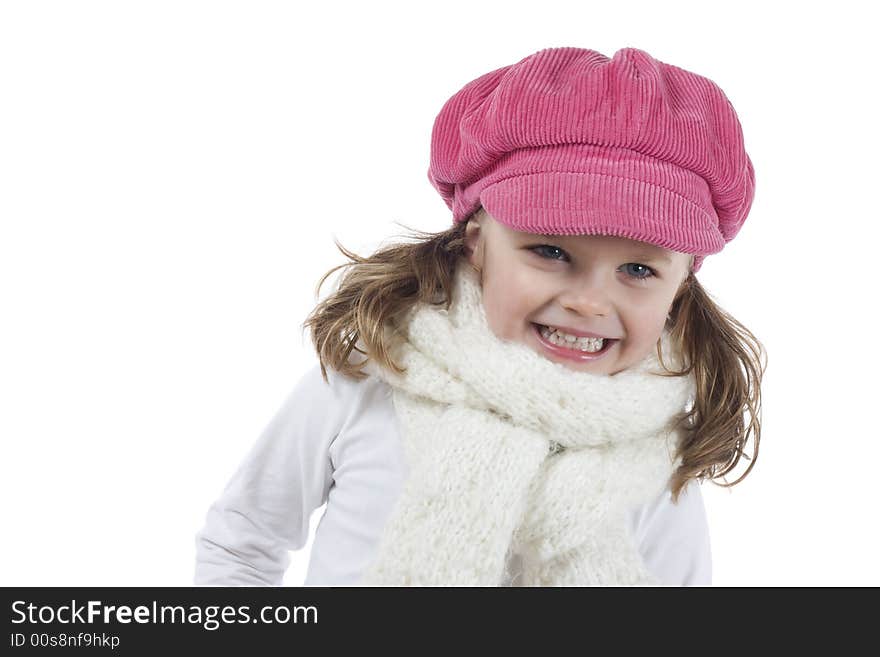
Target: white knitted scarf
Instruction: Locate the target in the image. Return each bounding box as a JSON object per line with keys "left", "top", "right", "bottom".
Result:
{"left": 358, "top": 262, "right": 696, "bottom": 586}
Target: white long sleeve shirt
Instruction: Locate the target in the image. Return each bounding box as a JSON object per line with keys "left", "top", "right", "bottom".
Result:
{"left": 194, "top": 362, "right": 712, "bottom": 586}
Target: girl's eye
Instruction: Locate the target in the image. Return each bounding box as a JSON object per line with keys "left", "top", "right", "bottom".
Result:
{"left": 622, "top": 263, "right": 657, "bottom": 280}
{"left": 530, "top": 244, "right": 568, "bottom": 261}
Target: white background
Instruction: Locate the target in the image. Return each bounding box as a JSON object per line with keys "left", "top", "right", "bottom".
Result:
{"left": 2, "top": 0, "right": 877, "bottom": 587}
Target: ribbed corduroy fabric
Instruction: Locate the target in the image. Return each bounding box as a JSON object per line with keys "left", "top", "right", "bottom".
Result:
{"left": 427, "top": 47, "right": 756, "bottom": 273}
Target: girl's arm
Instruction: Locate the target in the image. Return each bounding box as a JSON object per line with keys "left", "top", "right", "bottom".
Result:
{"left": 193, "top": 363, "right": 343, "bottom": 585}
{"left": 634, "top": 479, "right": 713, "bottom": 586}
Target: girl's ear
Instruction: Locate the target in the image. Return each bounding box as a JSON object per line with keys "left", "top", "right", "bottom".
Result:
{"left": 464, "top": 219, "right": 483, "bottom": 269}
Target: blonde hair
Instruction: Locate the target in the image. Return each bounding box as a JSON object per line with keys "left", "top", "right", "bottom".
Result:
{"left": 302, "top": 208, "right": 767, "bottom": 504}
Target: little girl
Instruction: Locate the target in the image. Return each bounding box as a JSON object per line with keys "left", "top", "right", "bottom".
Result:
{"left": 194, "top": 46, "right": 766, "bottom": 586}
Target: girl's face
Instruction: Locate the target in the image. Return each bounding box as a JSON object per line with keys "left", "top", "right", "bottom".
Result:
{"left": 464, "top": 210, "right": 693, "bottom": 376}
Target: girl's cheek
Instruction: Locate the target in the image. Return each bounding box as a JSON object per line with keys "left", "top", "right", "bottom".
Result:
{"left": 482, "top": 296, "right": 511, "bottom": 340}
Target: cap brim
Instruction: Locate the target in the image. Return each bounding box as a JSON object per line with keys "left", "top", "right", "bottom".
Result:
{"left": 479, "top": 170, "right": 724, "bottom": 257}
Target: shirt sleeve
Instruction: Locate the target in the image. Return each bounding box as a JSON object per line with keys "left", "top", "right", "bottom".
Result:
{"left": 634, "top": 478, "right": 713, "bottom": 586}
{"left": 193, "top": 363, "right": 344, "bottom": 586}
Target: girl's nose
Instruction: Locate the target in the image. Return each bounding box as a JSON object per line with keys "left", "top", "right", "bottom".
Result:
{"left": 559, "top": 281, "right": 613, "bottom": 317}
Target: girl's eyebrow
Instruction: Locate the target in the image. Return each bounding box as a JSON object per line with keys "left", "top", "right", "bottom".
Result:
{"left": 630, "top": 250, "right": 672, "bottom": 264}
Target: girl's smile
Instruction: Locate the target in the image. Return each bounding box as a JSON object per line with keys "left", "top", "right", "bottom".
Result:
{"left": 531, "top": 322, "right": 618, "bottom": 363}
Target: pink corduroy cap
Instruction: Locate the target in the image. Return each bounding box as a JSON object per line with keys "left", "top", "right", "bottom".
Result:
{"left": 427, "top": 47, "right": 756, "bottom": 273}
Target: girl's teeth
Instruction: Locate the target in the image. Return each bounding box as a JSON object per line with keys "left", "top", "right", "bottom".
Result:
{"left": 539, "top": 325, "right": 606, "bottom": 352}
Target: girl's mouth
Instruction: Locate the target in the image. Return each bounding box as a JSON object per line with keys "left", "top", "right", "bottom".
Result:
{"left": 531, "top": 323, "right": 618, "bottom": 363}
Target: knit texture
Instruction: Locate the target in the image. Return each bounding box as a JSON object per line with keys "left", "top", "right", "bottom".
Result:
{"left": 427, "top": 47, "right": 756, "bottom": 273}
{"left": 357, "top": 262, "right": 697, "bottom": 586}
